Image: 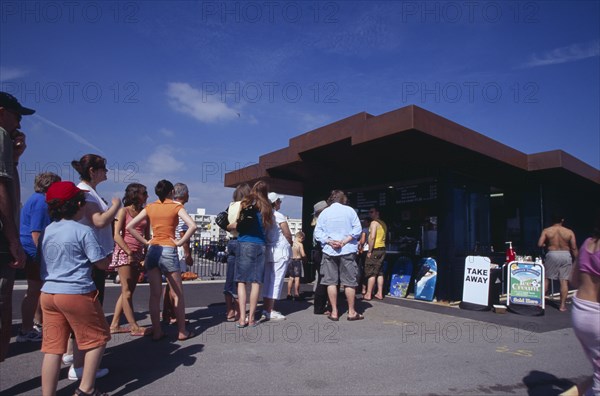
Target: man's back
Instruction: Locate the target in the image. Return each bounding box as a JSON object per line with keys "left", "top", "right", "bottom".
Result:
{"left": 541, "top": 225, "right": 575, "bottom": 251}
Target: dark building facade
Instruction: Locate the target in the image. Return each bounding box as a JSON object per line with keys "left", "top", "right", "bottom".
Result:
{"left": 225, "top": 105, "right": 600, "bottom": 301}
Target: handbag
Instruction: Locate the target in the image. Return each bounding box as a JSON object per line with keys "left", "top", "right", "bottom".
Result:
{"left": 215, "top": 207, "right": 229, "bottom": 231}
{"left": 236, "top": 204, "right": 257, "bottom": 234}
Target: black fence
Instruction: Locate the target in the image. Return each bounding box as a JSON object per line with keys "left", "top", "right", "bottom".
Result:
{"left": 190, "top": 237, "right": 228, "bottom": 280}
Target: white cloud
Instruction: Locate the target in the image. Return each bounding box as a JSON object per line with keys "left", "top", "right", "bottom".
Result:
{"left": 166, "top": 82, "right": 239, "bottom": 123}
{"left": 145, "top": 145, "right": 185, "bottom": 174}
{"left": 0, "top": 66, "right": 28, "bottom": 81}
{"left": 159, "top": 128, "right": 175, "bottom": 137}
{"left": 522, "top": 40, "right": 600, "bottom": 68}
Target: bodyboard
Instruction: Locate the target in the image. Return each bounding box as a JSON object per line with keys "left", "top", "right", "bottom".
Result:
{"left": 388, "top": 256, "right": 413, "bottom": 298}
{"left": 414, "top": 257, "right": 437, "bottom": 301}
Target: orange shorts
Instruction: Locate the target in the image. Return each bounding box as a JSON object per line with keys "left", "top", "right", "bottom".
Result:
{"left": 40, "top": 291, "right": 111, "bottom": 354}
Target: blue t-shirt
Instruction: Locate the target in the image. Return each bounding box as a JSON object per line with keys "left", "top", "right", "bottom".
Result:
{"left": 238, "top": 211, "right": 266, "bottom": 244}
{"left": 20, "top": 192, "right": 52, "bottom": 258}
{"left": 41, "top": 219, "right": 106, "bottom": 294}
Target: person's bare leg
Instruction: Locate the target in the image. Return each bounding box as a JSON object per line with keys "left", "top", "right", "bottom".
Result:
{"left": 365, "top": 276, "right": 375, "bottom": 299}
{"left": 327, "top": 285, "right": 338, "bottom": 318}
{"left": 263, "top": 297, "right": 273, "bottom": 314}
{"left": 20, "top": 279, "right": 42, "bottom": 332}
{"left": 374, "top": 275, "right": 384, "bottom": 299}
{"left": 41, "top": 353, "right": 61, "bottom": 396}
{"left": 237, "top": 282, "right": 247, "bottom": 326}
{"left": 119, "top": 265, "right": 141, "bottom": 330}
{"left": 225, "top": 293, "right": 237, "bottom": 320}
{"left": 293, "top": 277, "right": 300, "bottom": 297}
{"left": 559, "top": 279, "right": 569, "bottom": 311}
{"left": 110, "top": 294, "right": 124, "bottom": 330}
{"left": 165, "top": 271, "right": 187, "bottom": 338}
{"left": 345, "top": 286, "right": 357, "bottom": 317}
{"left": 248, "top": 282, "right": 260, "bottom": 325}
{"left": 78, "top": 345, "right": 106, "bottom": 394}
{"left": 147, "top": 268, "right": 163, "bottom": 339}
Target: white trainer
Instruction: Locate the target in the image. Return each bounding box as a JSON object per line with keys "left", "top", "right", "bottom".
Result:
{"left": 68, "top": 365, "right": 109, "bottom": 381}
{"left": 62, "top": 354, "right": 74, "bottom": 365}
{"left": 263, "top": 310, "right": 286, "bottom": 320}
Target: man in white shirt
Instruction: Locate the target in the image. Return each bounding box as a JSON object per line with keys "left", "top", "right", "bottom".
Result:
{"left": 314, "top": 190, "right": 363, "bottom": 321}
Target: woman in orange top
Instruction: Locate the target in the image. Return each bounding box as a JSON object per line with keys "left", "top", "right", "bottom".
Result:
{"left": 127, "top": 180, "right": 197, "bottom": 341}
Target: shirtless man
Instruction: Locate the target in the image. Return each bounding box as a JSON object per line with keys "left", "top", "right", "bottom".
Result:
{"left": 537, "top": 214, "right": 578, "bottom": 312}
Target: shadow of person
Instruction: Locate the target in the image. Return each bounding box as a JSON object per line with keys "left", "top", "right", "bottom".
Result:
{"left": 523, "top": 370, "right": 578, "bottom": 396}
{"left": 92, "top": 335, "right": 204, "bottom": 396}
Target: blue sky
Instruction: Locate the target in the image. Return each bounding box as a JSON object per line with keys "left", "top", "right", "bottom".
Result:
{"left": 1, "top": 1, "right": 599, "bottom": 218}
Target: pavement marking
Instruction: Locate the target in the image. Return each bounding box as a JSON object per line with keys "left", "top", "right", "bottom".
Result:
{"left": 495, "top": 345, "right": 534, "bottom": 357}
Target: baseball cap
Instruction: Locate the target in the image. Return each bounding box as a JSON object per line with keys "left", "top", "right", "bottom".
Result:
{"left": 46, "top": 181, "right": 88, "bottom": 204}
{"left": 268, "top": 192, "right": 284, "bottom": 203}
{"left": 0, "top": 92, "right": 36, "bottom": 115}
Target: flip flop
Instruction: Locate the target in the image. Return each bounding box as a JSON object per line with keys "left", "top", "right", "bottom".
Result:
{"left": 177, "top": 330, "right": 197, "bottom": 341}
{"left": 347, "top": 313, "right": 364, "bottom": 321}
{"left": 374, "top": 296, "right": 384, "bottom": 300}
{"left": 130, "top": 327, "right": 152, "bottom": 337}
{"left": 236, "top": 323, "right": 247, "bottom": 329}
{"left": 110, "top": 326, "right": 131, "bottom": 334}
{"left": 327, "top": 315, "right": 339, "bottom": 322}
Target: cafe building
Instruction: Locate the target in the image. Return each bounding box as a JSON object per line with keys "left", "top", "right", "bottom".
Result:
{"left": 224, "top": 105, "right": 600, "bottom": 301}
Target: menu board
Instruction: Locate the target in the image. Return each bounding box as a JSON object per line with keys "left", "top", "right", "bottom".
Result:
{"left": 356, "top": 191, "right": 387, "bottom": 210}
{"left": 396, "top": 182, "right": 437, "bottom": 204}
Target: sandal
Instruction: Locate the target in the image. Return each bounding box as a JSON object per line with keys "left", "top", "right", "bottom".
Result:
{"left": 110, "top": 326, "right": 131, "bottom": 334}
{"left": 177, "top": 330, "right": 197, "bottom": 341}
{"left": 235, "top": 323, "right": 247, "bottom": 329}
{"left": 130, "top": 327, "right": 152, "bottom": 337}
{"left": 347, "top": 313, "right": 364, "bottom": 321}
{"left": 327, "top": 315, "right": 339, "bottom": 322}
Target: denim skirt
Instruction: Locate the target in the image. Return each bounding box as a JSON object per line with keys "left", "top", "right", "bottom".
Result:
{"left": 234, "top": 241, "right": 265, "bottom": 283}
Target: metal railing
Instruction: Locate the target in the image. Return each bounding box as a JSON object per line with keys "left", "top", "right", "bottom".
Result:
{"left": 189, "top": 237, "right": 228, "bottom": 280}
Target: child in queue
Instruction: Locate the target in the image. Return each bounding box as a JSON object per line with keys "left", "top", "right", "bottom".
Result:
{"left": 39, "top": 181, "right": 111, "bottom": 396}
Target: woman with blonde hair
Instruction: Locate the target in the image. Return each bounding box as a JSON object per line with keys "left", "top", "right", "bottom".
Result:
{"left": 235, "top": 180, "right": 273, "bottom": 327}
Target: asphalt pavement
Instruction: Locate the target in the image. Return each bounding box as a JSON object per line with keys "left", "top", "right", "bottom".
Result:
{"left": 0, "top": 280, "right": 591, "bottom": 396}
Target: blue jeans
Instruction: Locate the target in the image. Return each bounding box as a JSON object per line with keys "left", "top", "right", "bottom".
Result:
{"left": 224, "top": 239, "right": 238, "bottom": 297}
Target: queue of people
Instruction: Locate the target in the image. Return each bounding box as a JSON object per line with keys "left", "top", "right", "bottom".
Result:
{"left": 2, "top": 91, "right": 598, "bottom": 396}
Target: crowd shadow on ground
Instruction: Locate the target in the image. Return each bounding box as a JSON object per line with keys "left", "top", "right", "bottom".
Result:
{"left": 99, "top": 334, "right": 203, "bottom": 396}
{"left": 2, "top": 316, "right": 204, "bottom": 396}
{"left": 523, "top": 370, "right": 584, "bottom": 396}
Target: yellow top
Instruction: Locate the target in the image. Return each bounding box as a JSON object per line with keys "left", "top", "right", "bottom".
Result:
{"left": 373, "top": 220, "right": 387, "bottom": 249}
